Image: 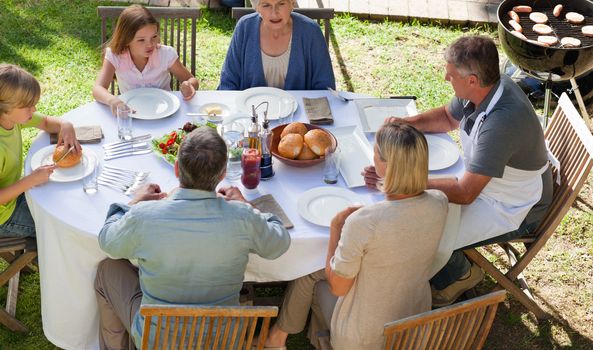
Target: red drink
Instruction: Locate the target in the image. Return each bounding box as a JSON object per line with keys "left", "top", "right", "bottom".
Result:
{"left": 241, "top": 148, "right": 261, "bottom": 189}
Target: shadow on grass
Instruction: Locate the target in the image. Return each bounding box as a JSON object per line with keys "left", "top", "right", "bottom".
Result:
{"left": 329, "top": 23, "right": 354, "bottom": 92}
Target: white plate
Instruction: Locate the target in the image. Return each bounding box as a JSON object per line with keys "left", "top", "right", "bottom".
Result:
{"left": 120, "top": 88, "right": 180, "bottom": 120}
{"left": 425, "top": 134, "right": 460, "bottom": 171}
{"left": 30, "top": 146, "right": 97, "bottom": 182}
{"left": 236, "top": 87, "right": 297, "bottom": 120}
{"left": 297, "top": 187, "right": 369, "bottom": 227}
{"left": 332, "top": 126, "right": 374, "bottom": 188}
{"left": 354, "top": 98, "right": 418, "bottom": 133}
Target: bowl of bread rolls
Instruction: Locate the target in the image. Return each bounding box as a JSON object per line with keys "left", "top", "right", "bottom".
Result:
{"left": 271, "top": 122, "right": 337, "bottom": 167}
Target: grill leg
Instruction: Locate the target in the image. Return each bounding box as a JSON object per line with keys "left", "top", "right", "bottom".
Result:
{"left": 569, "top": 78, "right": 592, "bottom": 131}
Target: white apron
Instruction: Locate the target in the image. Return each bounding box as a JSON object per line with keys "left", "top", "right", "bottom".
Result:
{"left": 455, "top": 85, "right": 549, "bottom": 248}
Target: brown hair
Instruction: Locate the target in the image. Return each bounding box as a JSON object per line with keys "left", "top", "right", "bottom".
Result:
{"left": 376, "top": 122, "right": 428, "bottom": 196}
{"left": 177, "top": 127, "right": 227, "bottom": 191}
{"left": 444, "top": 35, "right": 500, "bottom": 87}
{"left": 0, "top": 64, "right": 41, "bottom": 116}
{"left": 107, "top": 5, "right": 159, "bottom": 55}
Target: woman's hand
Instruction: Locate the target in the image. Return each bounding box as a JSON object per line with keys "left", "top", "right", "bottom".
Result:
{"left": 28, "top": 165, "right": 56, "bottom": 186}
{"left": 57, "top": 122, "right": 82, "bottom": 154}
{"left": 180, "top": 80, "right": 196, "bottom": 101}
{"left": 129, "top": 183, "right": 167, "bottom": 205}
{"left": 108, "top": 97, "right": 126, "bottom": 116}
{"left": 361, "top": 165, "right": 382, "bottom": 190}
{"left": 384, "top": 116, "right": 409, "bottom": 125}
{"left": 218, "top": 186, "right": 250, "bottom": 204}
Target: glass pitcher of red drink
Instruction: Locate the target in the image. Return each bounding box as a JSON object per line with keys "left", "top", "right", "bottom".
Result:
{"left": 241, "top": 148, "right": 261, "bottom": 189}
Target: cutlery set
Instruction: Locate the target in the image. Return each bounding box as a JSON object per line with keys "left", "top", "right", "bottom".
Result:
{"left": 97, "top": 164, "right": 149, "bottom": 195}
{"left": 103, "top": 134, "right": 152, "bottom": 160}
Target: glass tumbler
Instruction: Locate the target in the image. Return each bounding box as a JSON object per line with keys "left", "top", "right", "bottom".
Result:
{"left": 116, "top": 104, "right": 133, "bottom": 141}
{"left": 222, "top": 122, "right": 245, "bottom": 182}
{"left": 323, "top": 147, "right": 341, "bottom": 184}
{"left": 241, "top": 148, "right": 261, "bottom": 190}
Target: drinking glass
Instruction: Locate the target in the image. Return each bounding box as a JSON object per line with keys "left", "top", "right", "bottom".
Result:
{"left": 279, "top": 97, "right": 296, "bottom": 125}
{"left": 323, "top": 147, "right": 341, "bottom": 184}
{"left": 82, "top": 155, "right": 99, "bottom": 194}
{"left": 116, "top": 104, "right": 133, "bottom": 141}
{"left": 241, "top": 148, "right": 261, "bottom": 190}
{"left": 222, "top": 122, "right": 246, "bottom": 182}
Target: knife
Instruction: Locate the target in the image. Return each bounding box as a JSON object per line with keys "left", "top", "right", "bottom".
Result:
{"left": 389, "top": 95, "right": 417, "bottom": 100}
{"left": 103, "top": 134, "right": 151, "bottom": 148}
{"left": 104, "top": 149, "right": 152, "bottom": 160}
{"left": 53, "top": 146, "right": 75, "bottom": 165}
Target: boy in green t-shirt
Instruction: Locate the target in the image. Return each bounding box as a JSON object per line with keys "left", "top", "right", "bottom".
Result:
{"left": 0, "top": 64, "right": 81, "bottom": 237}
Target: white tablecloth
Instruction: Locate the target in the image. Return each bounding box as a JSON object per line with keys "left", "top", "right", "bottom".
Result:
{"left": 24, "top": 90, "right": 465, "bottom": 349}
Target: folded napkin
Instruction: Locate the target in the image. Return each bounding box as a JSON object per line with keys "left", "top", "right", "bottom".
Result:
{"left": 251, "top": 194, "right": 294, "bottom": 229}
{"left": 303, "top": 97, "right": 333, "bottom": 125}
{"left": 50, "top": 126, "right": 104, "bottom": 144}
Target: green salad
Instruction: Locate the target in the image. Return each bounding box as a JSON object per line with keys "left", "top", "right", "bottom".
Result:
{"left": 151, "top": 122, "right": 217, "bottom": 165}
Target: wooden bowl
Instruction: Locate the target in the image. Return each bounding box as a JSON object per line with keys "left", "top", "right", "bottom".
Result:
{"left": 271, "top": 123, "right": 337, "bottom": 168}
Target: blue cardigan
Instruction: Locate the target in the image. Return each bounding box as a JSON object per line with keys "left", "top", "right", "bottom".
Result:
{"left": 218, "top": 12, "right": 336, "bottom": 90}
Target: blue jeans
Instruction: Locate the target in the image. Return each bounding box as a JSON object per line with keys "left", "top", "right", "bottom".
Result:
{"left": 0, "top": 194, "right": 36, "bottom": 238}
{"left": 430, "top": 220, "right": 538, "bottom": 290}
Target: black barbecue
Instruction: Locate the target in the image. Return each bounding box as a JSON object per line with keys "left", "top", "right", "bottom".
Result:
{"left": 498, "top": 0, "right": 593, "bottom": 125}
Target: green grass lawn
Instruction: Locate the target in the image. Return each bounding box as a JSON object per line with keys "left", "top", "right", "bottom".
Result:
{"left": 1, "top": 1, "right": 592, "bottom": 349}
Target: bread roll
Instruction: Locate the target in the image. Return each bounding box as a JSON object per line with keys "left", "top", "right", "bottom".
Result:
{"left": 297, "top": 143, "right": 318, "bottom": 160}
{"left": 529, "top": 12, "right": 548, "bottom": 24}
{"left": 508, "top": 10, "right": 520, "bottom": 23}
{"left": 509, "top": 20, "right": 522, "bottom": 32}
{"left": 512, "top": 5, "right": 532, "bottom": 13}
{"left": 538, "top": 36, "right": 558, "bottom": 46}
{"left": 582, "top": 25, "right": 593, "bottom": 37}
{"left": 304, "top": 129, "right": 333, "bottom": 157}
{"left": 553, "top": 4, "right": 563, "bottom": 17}
{"left": 566, "top": 12, "right": 584, "bottom": 24}
{"left": 280, "top": 122, "right": 308, "bottom": 138}
{"left": 278, "top": 134, "right": 303, "bottom": 159}
{"left": 560, "top": 37, "right": 581, "bottom": 47}
{"left": 533, "top": 24, "right": 553, "bottom": 35}
{"left": 53, "top": 145, "right": 81, "bottom": 168}
{"left": 511, "top": 30, "right": 527, "bottom": 40}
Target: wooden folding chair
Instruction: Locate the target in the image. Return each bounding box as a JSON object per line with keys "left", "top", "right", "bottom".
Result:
{"left": 0, "top": 237, "right": 37, "bottom": 332}
{"left": 97, "top": 6, "right": 201, "bottom": 94}
{"left": 464, "top": 93, "right": 593, "bottom": 319}
{"left": 383, "top": 290, "right": 506, "bottom": 350}
{"left": 139, "top": 304, "right": 277, "bottom": 349}
{"left": 231, "top": 8, "right": 335, "bottom": 45}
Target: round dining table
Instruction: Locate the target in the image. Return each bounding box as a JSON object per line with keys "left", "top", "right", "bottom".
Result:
{"left": 24, "top": 90, "right": 465, "bottom": 349}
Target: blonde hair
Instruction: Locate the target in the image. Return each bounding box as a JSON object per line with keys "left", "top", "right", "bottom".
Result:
{"left": 0, "top": 64, "right": 41, "bottom": 116}
{"left": 376, "top": 123, "right": 428, "bottom": 196}
{"left": 107, "top": 5, "right": 159, "bottom": 55}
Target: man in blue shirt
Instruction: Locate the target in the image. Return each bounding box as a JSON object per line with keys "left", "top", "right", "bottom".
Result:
{"left": 94, "top": 127, "right": 291, "bottom": 349}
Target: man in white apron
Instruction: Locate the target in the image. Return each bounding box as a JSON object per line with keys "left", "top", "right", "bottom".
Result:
{"left": 364, "top": 36, "right": 553, "bottom": 306}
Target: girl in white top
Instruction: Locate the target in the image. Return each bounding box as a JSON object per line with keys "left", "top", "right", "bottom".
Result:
{"left": 92, "top": 5, "right": 199, "bottom": 115}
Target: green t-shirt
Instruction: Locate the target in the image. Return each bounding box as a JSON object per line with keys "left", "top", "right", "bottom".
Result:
{"left": 0, "top": 112, "right": 43, "bottom": 224}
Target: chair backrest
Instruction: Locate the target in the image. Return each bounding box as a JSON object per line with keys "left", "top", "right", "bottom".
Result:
{"left": 139, "top": 304, "right": 278, "bottom": 350}
{"left": 383, "top": 291, "right": 506, "bottom": 350}
{"left": 231, "top": 8, "right": 334, "bottom": 45}
{"left": 506, "top": 92, "right": 593, "bottom": 281}
{"left": 97, "top": 6, "right": 200, "bottom": 93}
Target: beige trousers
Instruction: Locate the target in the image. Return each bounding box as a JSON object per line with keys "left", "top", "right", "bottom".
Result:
{"left": 94, "top": 259, "right": 143, "bottom": 350}
{"left": 276, "top": 269, "right": 337, "bottom": 349}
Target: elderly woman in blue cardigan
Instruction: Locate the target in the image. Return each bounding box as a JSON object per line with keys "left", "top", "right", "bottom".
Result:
{"left": 218, "top": 0, "right": 335, "bottom": 90}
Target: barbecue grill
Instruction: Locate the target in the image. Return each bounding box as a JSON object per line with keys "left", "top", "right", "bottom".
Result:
{"left": 498, "top": 0, "right": 593, "bottom": 126}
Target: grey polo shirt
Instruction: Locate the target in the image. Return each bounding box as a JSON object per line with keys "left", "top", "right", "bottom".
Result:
{"left": 448, "top": 75, "right": 553, "bottom": 227}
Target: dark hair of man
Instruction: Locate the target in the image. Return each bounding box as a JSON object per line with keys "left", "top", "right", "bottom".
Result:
{"left": 444, "top": 35, "right": 500, "bottom": 87}
{"left": 177, "top": 127, "right": 227, "bottom": 191}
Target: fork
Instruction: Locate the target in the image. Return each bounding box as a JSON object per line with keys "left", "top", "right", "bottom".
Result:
{"left": 98, "top": 177, "right": 145, "bottom": 195}
{"left": 103, "top": 165, "right": 150, "bottom": 179}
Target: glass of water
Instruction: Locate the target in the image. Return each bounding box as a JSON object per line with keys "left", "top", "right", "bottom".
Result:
{"left": 116, "top": 104, "right": 133, "bottom": 141}
{"left": 222, "top": 122, "right": 245, "bottom": 182}
{"left": 82, "top": 155, "right": 99, "bottom": 194}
